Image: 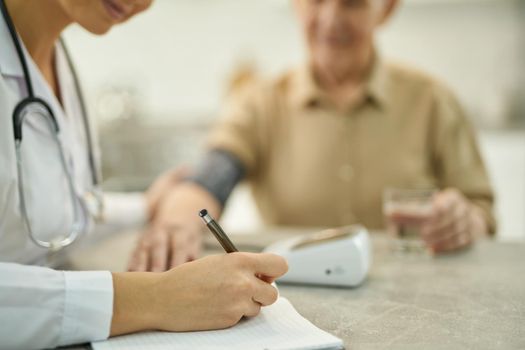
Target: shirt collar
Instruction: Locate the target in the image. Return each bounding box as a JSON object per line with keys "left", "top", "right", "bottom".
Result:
{"left": 365, "top": 54, "right": 389, "bottom": 109}
{"left": 289, "top": 62, "right": 328, "bottom": 110}
{"left": 290, "top": 53, "right": 390, "bottom": 112}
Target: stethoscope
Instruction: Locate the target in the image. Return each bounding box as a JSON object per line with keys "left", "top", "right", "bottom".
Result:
{"left": 1, "top": 0, "right": 104, "bottom": 251}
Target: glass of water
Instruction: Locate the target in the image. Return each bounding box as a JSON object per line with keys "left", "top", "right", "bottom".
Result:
{"left": 383, "top": 188, "right": 437, "bottom": 253}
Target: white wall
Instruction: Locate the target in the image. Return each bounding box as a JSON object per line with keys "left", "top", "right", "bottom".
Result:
{"left": 64, "top": 0, "right": 304, "bottom": 123}
{"left": 478, "top": 131, "right": 525, "bottom": 242}
{"left": 379, "top": 0, "right": 525, "bottom": 127}
{"left": 64, "top": 0, "right": 524, "bottom": 127}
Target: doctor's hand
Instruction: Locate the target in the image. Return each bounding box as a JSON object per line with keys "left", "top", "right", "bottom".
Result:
{"left": 420, "top": 188, "right": 488, "bottom": 254}
{"left": 128, "top": 182, "right": 222, "bottom": 272}
{"left": 111, "top": 252, "right": 288, "bottom": 336}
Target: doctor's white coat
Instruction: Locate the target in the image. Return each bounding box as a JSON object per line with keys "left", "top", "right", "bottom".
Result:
{"left": 0, "top": 14, "right": 147, "bottom": 350}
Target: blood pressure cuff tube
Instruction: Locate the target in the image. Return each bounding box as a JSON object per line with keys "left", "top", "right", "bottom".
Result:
{"left": 186, "top": 149, "right": 246, "bottom": 207}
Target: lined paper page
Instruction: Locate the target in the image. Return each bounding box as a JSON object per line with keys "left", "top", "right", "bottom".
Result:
{"left": 92, "top": 297, "right": 343, "bottom": 350}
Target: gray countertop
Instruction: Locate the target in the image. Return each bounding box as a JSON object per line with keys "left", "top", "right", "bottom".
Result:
{"left": 64, "top": 230, "right": 525, "bottom": 350}
{"left": 279, "top": 238, "right": 525, "bottom": 349}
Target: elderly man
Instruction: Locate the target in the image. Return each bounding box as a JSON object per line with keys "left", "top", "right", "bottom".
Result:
{"left": 129, "top": 0, "right": 495, "bottom": 271}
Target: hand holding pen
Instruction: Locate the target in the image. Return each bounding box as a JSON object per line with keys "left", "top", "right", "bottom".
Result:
{"left": 199, "top": 209, "right": 285, "bottom": 285}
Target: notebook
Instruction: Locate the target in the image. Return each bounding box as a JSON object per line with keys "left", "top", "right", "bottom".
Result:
{"left": 92, "top": 297, "right": 344, "bottom": 350}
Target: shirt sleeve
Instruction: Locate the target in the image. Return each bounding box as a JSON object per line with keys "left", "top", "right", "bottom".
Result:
{"left": 0, "top": 263, "right": 113, "bottom": 350}
{"left": 103, "top": 192, "right": 148, "bottom": 229}
{"left": 207, "top": 78, "right": 266, "bottom": 178}
{"left": 430, "top": 85, "right": 497, "bottom": 234}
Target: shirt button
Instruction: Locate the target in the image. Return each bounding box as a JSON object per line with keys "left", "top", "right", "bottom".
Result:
{"left": 338, "top": 164, "right": 354, "bottom": 182}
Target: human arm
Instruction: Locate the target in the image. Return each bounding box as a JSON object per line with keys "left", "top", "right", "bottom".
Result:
{"left": 0, "top": 253, "right": 287, "bottom": 349}
{"left": 0, "top": 263, "right": 113, "bottom": 350}
{"left": 128, "top": 76, "right": 264, "bottom": 271}
{"left": 127, "top": 150, "right": 245, "bottom": 271}
{"left": 113, "top": 252, "right": 286, "bottom": 335}
{"left": 421, "top": 85, "right": 495, "bottom": 253}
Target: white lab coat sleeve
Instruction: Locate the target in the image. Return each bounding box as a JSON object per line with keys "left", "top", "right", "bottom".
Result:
{"left": 0, "top": 263, "right": 113, "bottom": 350}
{"left": 103, "top": 192, "right": 148, "bottom": 229}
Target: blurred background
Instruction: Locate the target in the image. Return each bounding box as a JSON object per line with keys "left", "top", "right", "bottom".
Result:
{"left": 63, "top": 0, "right": 525, "bottom": 241}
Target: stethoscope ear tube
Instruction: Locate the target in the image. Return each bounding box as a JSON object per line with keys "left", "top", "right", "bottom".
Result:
{"left": 12, "top": 97, "right": 60, "bottom": 142}
{"left": 59, "top": 37, "right": 100, "bottom": 188}
{"left": 0, "top": 0, "right": 34, "bottom": 97}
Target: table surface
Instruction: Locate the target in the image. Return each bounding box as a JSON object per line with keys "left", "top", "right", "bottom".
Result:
{"left": 64, "top": 229, "right": 525, "bottom": 350}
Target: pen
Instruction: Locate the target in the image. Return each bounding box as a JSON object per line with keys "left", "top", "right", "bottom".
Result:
{"left": 199, "top": 209, "right": 238, "bottom": 253}
{"left": 199, "top": 209, "right": 279, "bottom": 289}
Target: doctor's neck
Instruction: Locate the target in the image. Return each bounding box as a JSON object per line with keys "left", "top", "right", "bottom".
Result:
{"left": 5, "top": 0, "right": 71, "bottom": 73}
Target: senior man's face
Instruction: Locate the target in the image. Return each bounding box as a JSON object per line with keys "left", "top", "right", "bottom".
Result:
{"left": 294, "top": 0, "right": 391, "bottom": 70}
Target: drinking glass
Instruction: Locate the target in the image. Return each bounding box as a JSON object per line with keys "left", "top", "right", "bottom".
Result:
{"left": 383, "top": 188, "right": 437, "bottom": 253}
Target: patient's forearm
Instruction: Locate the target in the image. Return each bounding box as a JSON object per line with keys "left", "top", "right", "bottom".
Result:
{"left": 156, "top": 182, "right": 222, "bottom": 229}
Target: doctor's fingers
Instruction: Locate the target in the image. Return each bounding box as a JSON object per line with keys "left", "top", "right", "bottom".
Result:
{"left": 225, "top": 299, "right": 262, "bottom": 325}
{"left": 244, "top": 253, "right": 289, "bottom": 279}
{"left": 251, "top": 278, "right": 279, "bottom": 306}
{"left": 243, "top": 299, "right": 263, "bottom": 318}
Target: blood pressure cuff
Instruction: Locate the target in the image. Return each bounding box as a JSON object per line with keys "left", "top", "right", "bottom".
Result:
{"left": 186, "top": 149, "right": 246, "bottom": 207}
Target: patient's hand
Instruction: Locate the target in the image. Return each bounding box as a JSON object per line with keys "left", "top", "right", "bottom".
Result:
{"left": 128, "top": 224, "right": 203, "bottom": 272}
{"left": 129, "top": 182, "right": 221, "bottom": 272}
{"left": 145, "top": 166, "right": 190, "bottom": 221}
{"left": 421, "top": 188, "right": 488, "bottom": 254}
